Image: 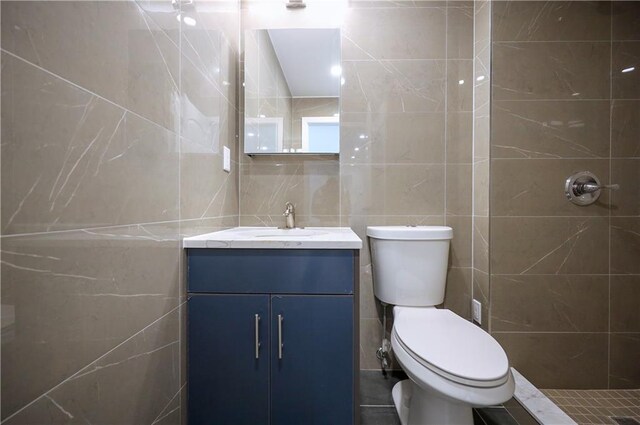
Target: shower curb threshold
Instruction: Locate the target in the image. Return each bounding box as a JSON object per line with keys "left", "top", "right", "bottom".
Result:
{"left": 511, "top": 368, "right": 577, "bottom": 425}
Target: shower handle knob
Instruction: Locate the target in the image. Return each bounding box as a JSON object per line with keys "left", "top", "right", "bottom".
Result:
{"left": 573, "top": 182, "right": 619, "bottom": 195}
{"left": 565, "top": 171, "right": 618, "bottom": 206}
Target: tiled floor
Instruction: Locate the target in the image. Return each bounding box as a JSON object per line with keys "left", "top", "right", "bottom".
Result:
{"left": 542, "top": 389, "right": 640, "bottom": 425}
{"left": 360, "top": 370, "right": 539, "bottom": 425}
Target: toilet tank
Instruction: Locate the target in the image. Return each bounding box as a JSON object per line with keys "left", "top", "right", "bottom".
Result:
{"left": 367, "top": 226, "right": 453, "bottom": 306}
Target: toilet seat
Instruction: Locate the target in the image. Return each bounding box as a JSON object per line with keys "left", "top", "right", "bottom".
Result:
{"left": 393, "top": 307, "right": 510, "bottom": 388}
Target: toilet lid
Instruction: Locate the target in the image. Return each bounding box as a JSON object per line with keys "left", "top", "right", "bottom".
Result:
{"left": 394, "top": 308, "right": 510, "bottom": 386}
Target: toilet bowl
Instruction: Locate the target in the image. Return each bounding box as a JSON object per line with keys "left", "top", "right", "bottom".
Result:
{"left": 367, "top": 226, "right": 515, "bottom": 425}
{"left": 391, "top": 306, "right": 514, "bottom": 425}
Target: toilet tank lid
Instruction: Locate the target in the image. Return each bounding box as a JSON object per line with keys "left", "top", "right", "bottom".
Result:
{"left": 367, "top": 226, "right": 453, "bottom": 240}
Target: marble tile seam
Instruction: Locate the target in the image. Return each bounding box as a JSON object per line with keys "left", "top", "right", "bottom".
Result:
{"left": 0, "top": 215, "right": 239, "bottom": 239}
{"left": 0, "top": 47, "right": 238, "bottom": 136}
{"left": 0, "top": 301, "right": 186, "bottom": 424}
{"left": 0, "top": 49, "right": 179, "bottom": 136}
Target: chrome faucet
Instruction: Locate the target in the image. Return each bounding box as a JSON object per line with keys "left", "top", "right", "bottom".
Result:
{"left": 283, "top": 202, "right": 296, "bottom": 229}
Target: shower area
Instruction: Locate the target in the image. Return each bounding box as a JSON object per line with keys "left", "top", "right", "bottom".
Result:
{"left": 481, "top": 1, "right": 640, "bottom": 424}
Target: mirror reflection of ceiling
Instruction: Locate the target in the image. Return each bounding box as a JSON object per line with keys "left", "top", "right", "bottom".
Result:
{"left": 267, "top": 29, "right": 341, "bottom": 98}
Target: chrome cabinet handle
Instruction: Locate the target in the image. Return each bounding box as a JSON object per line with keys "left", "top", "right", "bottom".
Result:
{"left": 277, "top": 314, "right": 284, "bottom": 359}
{"left": 254, "top": 314, "right": 260, "bottom": 359}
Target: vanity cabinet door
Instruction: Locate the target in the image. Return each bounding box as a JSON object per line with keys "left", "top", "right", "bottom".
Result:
{"left": 270, "top": 295, "right": 354, "bottom": 425}
{"left": 188, "top": 294, "right": 269, "bottom": 425}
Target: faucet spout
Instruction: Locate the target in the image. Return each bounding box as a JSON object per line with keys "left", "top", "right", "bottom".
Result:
{"left": 283, "top": 202, "right": 296, "bottom": 229}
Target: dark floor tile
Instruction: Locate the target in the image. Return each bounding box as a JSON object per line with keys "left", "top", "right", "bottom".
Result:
{"left": 503, "top": 398, "right": 540, "bottom": 425}
{"left": 474, "top": 408, "right": 489, "bottom": 425}
{"left": 360, "top": 370, "right": 407, "bottom": 406}
{"left": 475, "top": 407, "right": 520, "bottom": 425}
{"left": 360, "top": 374, "right": 537, "bottom": 425}
{"left": 503, "top": 406, "right": 540, "bottom": 425}
{"left": 502, "top": 397, "right": 524, "bottom": 409}
{"left": 613, "top": 418, "right": 640, "bottom": 425}
{"left": 360, "top": 406, "right": 401, "bottom": 425}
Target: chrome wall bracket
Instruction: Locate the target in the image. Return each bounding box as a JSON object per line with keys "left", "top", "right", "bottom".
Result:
{"left": 565, "top": 171, "right": 619, "bottom": 206}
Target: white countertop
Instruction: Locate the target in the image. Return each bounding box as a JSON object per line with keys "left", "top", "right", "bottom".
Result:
{"left": 183, "top": 227, "right": 362, "bottom": 250}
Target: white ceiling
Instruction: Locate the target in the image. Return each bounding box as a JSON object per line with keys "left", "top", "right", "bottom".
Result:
{"left": 267, "top": 29, "right": 341, "bottom": 98}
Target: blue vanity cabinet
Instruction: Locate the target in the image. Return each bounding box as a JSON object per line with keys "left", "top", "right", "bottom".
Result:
{"left": 271, "top": 295, "right": 354, "bottom": 425}
{"left": 188, "top": 294, "right": 270, "bottom": 425}
{"left": 187, "top": 248, "right": 359, "bottom": 425}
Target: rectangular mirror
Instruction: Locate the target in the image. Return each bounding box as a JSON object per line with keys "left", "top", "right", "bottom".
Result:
{"left": 243, "top": 28, "right": 341, "bottom": 155}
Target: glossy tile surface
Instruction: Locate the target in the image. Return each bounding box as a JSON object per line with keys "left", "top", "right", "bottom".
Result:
{"left": 341, "top": 60, "right": 446, "bottom": 113}
{"left": 491, "top": 275, "right": 608, "bottom": 332}
{"left": 340, "top": 112, "right": 445, "bottom": 164}
{"left": 491, "top": 159, "right": 610, "bottom": 217}
{"left": 3, "top": 307, "right": 181, "bottom": 425}
{"left": 612, "top": 42, "right": 640, "bottom": 100}
{"left": 609, "top": 334, "right": 640, "bottom": 389}
{"left": 241, "top": 160, "right": 340, "bottom": 217}
{"left": 494, "top": 333, "right": 609, "bottom": 389}
{"left": 610, "top": 275, "right": 640, "bottom": 333}
{"left": 1, "top": 224, "right": 180, "bottom": 416}
{"left": 343, "top": 7, "right": 446, "bottom": 60}
{"left": 1, "top": 0, "right": 240, "bottom": 421}
{"left": 2, "top": 1, "right": 181, "bottom": 131}
{"left": 492, "top": 1, "right": 611, "bottom": 42}
{"left": 491, "top": 101, "right": 611, "bottom": 159}
{"left": 612, "top": 100, "right": 640, "bottom": 158}
{"left": 1, "top": 53, "right": 179, "bottom": 235}
{"left": 493, "top": 42, "right": 610, "bottom": 100}
{"left": 489, "top": 0, "right": 640, "bottom": 390}
{"left": 472, "top": 0, "right": 491, "bottom": 335}
{"left": 490, "top": 217, "right": 609, "bottom": 275}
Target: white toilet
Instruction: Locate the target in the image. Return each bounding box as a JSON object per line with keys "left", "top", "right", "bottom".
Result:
{"left": 367, "top": 226, "right": 515, "bottom": 425}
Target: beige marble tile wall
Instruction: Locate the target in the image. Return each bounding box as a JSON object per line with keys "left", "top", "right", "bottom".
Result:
{"left": 0, "top": 0, "right": 239, "bottom": 423}
{"left": 609, "top": 1, "right": 640, "bottom": 390}
{"left": 489, "top": 0, "right": 640, "bottom": 390}
{"left": 239, "top": 0, "right": 474, "bottom": 370}
{"left": 472, "top": 0, "right": 491, "bottom": 331}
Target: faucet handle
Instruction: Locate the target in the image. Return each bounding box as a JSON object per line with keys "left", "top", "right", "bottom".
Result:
{"left": 283, "top": 202, "right": 296, "bottom": 229}
{"left": 283, "top": 202, "right": 294, "bottom": 216}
